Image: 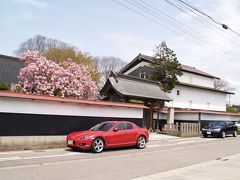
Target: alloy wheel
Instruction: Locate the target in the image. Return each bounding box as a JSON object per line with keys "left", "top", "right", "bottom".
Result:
{"left": 93, "top": 138, "right": 104, "bottom": 153}
{"left": 222, "top": 131, "right": 226, "bottom": 139}
{"left": 137, "top": 136, "right": 146, "bottom": 149}
{"left": 233, "top": 130, "right": 237, "bottom": 137}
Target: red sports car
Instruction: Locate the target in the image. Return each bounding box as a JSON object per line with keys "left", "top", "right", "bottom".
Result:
{"left": 66, "top": 121, "right": 149, "bottom": 153}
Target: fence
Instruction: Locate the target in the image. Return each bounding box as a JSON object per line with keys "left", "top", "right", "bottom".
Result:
{"left": 0, "top": 91, "right": 145, "bottom": 151}
{"left": 163, "top": 122, "right": 201, "bottom": 137}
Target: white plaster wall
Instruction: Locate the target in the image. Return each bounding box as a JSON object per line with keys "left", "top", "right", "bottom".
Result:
{"left": 174, "top": 113, "right": 200, "bottom": 121}
{"left": 166, "top": 85, "right": 226, "bottom": 111}
{"left": 178, "top": 72, "right": 215, "bottom": 88}
{"left": 153, "top": 112, "right": 199, "bottom": 121}
{"left": 0, "top": 97, "right": 143, "bottom": 118}
{"left": 201, "top": 114, "right": 240, "bottom": 121}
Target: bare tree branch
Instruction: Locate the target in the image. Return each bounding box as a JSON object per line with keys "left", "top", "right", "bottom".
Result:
{"left": 15, "top": 34, "right": 70, "bottom": 55}
{"left": 93, "top": 56, "right": 126, "bottom": 87}
{"left": 214, "top": 79, "right": 235, "bottom": 91}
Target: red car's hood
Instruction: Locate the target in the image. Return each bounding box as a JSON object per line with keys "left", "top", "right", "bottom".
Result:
{"left": 68, "top": 130, "right": 102, "bottom": 139}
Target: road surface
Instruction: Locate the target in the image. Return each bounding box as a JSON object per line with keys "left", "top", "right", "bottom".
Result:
{"left": 1, "top": 136, "right": 240, "bottom": 180}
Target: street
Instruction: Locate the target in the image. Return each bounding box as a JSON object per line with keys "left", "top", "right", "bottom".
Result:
{"left": 1, "top": 136, "right": 240, "bottom": 180}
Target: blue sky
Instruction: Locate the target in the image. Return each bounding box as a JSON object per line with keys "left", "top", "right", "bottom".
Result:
{"left": 1, "top": 0, "right": 240, "bottom": 104}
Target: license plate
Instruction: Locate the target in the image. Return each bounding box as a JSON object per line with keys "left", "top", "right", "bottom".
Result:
{"left": 67, "top": 140, "right": 73, "bottom": 145}
{"left": 207, "top": 132, "right": 211, "bottom": 135}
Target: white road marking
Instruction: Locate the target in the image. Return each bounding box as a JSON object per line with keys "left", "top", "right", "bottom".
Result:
{"left": 0, "top": 152, "right": 80, "bottom": 162}
{"left": 147, "top": 138, "right": 215, "bottom": 148}
{"left": 0, "top": 157, "right": 20, "bottom": 161}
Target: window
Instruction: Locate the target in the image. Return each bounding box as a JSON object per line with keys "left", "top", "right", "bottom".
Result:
{"left": 90, "top": 123, "right": 115, "bottom": 131}
{"left": 116, "top": 123, "right": 133, "bottom": 130}
{"left": 189, "top": 100, "right": 192, "bottom": 108}
{"left": 139, "top": 72, "right": 147, "bottom": 79}
{"left": 126, "top": 123, "right": 133, "bottom": 130}
{"left": 177, "top": 90, "right": 180, "bottom": 95}
{"left": 210, "top": 121, "right": 226, "bottom": 126}
{"left": 116, "top": 123, "right": 126, "bottom": 130}
{"left": 226, "top": 122, "right": 234, "bottom": 126}
{"left": 207, "top": 102, "right": 210, "bottom": 109}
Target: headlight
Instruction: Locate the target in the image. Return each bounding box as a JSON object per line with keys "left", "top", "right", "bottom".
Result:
{"left": 80, "top": 135, "right": 92, "bottom": 140}
{"left": 202, "top": 128, "right": 206, "bottom": 131}
{"left": 213, "top": 128, "right": 221, "bottom": 132}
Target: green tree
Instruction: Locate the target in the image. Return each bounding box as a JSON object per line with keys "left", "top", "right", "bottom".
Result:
{"left": 0, "top": 83, "right": 10, "bottom": 91}
{"left": 226, "top": 104, "right": 240, "bottom": 113}
{"left": 150, "top": 41, "right": 182, "bottom": 92}
{"left": 45, "top": 47, "right": 100, "bottom": 82}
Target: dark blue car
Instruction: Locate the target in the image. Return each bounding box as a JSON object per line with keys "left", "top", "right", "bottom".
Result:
{"left": 202, "top": 121, "right": 238, "bottom": 138}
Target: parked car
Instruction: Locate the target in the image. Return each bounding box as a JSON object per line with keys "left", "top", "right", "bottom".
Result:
{"left": 235, "top": 120, "right": 240, "bottom": 133}
{"left": 202, "top": 121, "right": 238, "bottom": 138}
{"left": 66, "top": 121, "right": 149, "bottom": 153}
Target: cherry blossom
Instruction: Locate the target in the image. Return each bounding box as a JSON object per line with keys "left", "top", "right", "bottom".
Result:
{"left": 12, "top": 50, "right": 98, "bottom": 100}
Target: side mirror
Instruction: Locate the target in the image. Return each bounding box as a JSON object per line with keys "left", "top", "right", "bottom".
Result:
{"left": 113, "top": 128, "right": 120, "bottom": 132}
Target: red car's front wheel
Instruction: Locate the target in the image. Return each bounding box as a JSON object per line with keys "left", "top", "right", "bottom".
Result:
{"left": 137, "top": 136, "right": 146, "bottom": 149}
{"left": 91, "top": 138, "right": 104, "bottom": 153}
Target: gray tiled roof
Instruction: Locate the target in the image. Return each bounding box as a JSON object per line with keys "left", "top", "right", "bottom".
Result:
{"left": 178, "top": 82, "right": 234, "bottom": 94}
{"left": 106, "top": 74, "right": 171, "bottom": 101}
{"left": 120, "top": 54, "right": 219, "bottom": 79}
{"left": 0, "top": 54, "right": 23, "bottom": 84}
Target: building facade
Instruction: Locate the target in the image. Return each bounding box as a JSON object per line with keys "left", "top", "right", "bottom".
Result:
{"left": 120, "top": 54, "right": 233, "bottom": 112}
{"left": 0, "top": 54, "right": 23, "bottom": 85}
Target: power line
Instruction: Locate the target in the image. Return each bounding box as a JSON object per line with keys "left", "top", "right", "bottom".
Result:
{"left": 137, "top": 0, "right": 236, "bottom": 56}
{"left": 112, "top": 0, "right": 236, "bottom": 61}
{"left": 181, "top": 0, "right": 240, "bottom": 43}
{"left": 176, "top": 0, "right": 240, "bottom": 37}
{"left": 111, "top": 0, "right": 183, "bottom": 36}
{"left": 165, "top": 0, "right": 240, "bottom": 45}
{"left": 116, "top": 0, "right": 234, "bottom": 60}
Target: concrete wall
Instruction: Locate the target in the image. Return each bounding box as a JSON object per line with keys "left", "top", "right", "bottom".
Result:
{"left": 0, "top": 136, "right": 66, "bottom": 151}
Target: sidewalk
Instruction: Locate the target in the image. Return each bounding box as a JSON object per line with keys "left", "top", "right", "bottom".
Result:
{"left": 149, "top": 133, "right": 180, "bottom": 141}
{"left": 133, "top": 153, "right": 240, "bottom": 180}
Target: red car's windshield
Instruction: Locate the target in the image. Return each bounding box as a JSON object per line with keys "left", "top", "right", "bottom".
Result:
{"left": 90, "top": 123, "right": 115, "bottom": 131}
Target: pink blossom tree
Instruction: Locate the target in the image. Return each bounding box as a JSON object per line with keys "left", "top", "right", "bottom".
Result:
{"left": 12, "top": 50, "right": 98, "bottom": 100}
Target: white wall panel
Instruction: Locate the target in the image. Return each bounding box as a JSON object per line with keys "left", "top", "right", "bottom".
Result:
{"left": 0, "top": 97, "right": 143, "bottom": 118}
{"left": 166, "top": 85, "right": 226, "bottom": 111}
{"left": 178, "top": 72, "right": 215, "bottom": 88}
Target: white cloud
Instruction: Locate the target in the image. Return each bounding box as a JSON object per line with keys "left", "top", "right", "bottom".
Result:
{"left": 102, "top": 32, "right": 157, "bottom": 60}
{"left": 13, "top": 0, "right": 48, "bottom": 8}
{"left": 1, "top": 11, "right": 36, "bottom": 28}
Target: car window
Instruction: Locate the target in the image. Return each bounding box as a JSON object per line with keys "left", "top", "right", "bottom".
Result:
{"left": 227, "top": 122, "right": 234, "bottom": 126}
{"left": 126, "top": 123, "right": 133, "bottom": 130}
{"left": 116, "top": 123, "right": 133, "bottom": 130}
{"left": 210, "top": 121, "right": 226, "bottom": 126}
{"left": 116, "top": 123, "right": 127, "bottom": 130}
{"left": 90, "top": 123, "right": 114, "bottom": 131}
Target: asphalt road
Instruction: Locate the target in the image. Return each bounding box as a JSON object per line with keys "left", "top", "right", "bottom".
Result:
{"left": 1, "top": 136, "right": 240, "bottom": 180}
